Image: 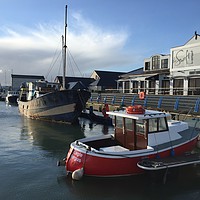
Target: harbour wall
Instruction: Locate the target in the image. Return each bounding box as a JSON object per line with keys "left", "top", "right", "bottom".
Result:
{"left": 87, "top": 93, "right": 200, "bottom": 117}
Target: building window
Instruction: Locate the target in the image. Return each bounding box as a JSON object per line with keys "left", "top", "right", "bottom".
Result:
{"left": 173, "top": 79, "right": 183, "bottom": 95}
{"left": 145, "top": 62, "right": 150, "bottom": 70}
{"left": 152, "top": 56, "right": 160, "bottom": 70}
{"left": 188, "top": 78, "right": 200, "bottom": 95}
{"left": 161, "top": 59, "right": 168, "bottom": 68}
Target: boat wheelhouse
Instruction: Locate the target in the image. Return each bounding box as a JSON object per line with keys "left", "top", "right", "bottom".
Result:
{"left": 60, "top": 106, "right": 199, "bottom": 179}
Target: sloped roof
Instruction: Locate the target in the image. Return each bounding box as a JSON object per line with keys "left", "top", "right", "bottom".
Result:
{"left": 119, "top": 67, "right": 144, "bottom": 78}
{"left": 93, "top": 70, "right": 125, "bottom": 87}
{"left": 184, "top": 32, "right": 200, "bottom": 46}
{"left": 89, "top": 79, "right": 100, "bottom": 86}
{"left": 95, "top": 70, "right": 125, "bottom": 78}
{"left": 56, "top": 76, "right": 95, "bottom": 88}
{"left": 171, "top": 32, "right": 200, "bottom": 49}
{"left": 12, "top": 74, "right": 45, "bottom": 79}
{"left": 67, "top": 81, "right": 87, "bottom": 90}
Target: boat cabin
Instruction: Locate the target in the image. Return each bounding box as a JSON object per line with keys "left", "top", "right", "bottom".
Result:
{"left": 107, "top": 109, "right": 170, "bottom": 150}
{"left": 19, "top": 80, "right": 61, "bottom": 101}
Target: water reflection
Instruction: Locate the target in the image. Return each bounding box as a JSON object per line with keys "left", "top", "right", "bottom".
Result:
{"left": 57, "top": 165, "right": 200, "bottom": 200}
{"left": 79, "top": 118, "right": 114, "bottom": 138}
{"left": 19, "top": 117, "right": 114, "bottom": 157}
{"left": 20, "top": 118, "right": 84, "bottom": 154}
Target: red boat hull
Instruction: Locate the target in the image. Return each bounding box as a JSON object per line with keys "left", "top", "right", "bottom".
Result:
{"left": 65, "top": 137, "right": 198, "bottom": 177}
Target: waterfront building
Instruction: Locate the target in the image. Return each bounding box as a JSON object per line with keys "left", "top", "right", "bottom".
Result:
{"left": 117, "top": 54, "right": 170, "bottom": 94}
{"left": 11, "top": 74, "right": 45, "bottom": 91}
{"left": 170, "top": 32, "right": 200, "bottom": 95}
{"left": 117, "top": 32, "right": 200, "bottom": 96}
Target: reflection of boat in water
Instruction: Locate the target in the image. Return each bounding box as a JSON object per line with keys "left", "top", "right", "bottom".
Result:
{"left": 5, "top": 91, "right": 19, "bottom": 105}
{"left": 21, "top": 118, "right": 84, "bottom": 153}
{"left": 59, "top": 105, "right": 200, "bottom": 180}
{"left": 18, "top": 5, "right": 90, "bottom": 124}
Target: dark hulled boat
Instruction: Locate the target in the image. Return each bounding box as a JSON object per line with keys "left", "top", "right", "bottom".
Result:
{"left": 18, "top": 81, "right": 90, "bottom": 124}
{"left": 18, "top": 5, "right": 91, "bottom": 124}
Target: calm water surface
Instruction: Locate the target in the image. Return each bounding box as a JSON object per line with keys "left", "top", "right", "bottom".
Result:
{"left": 0, "top": 101, "right": 200, "bottom": 200}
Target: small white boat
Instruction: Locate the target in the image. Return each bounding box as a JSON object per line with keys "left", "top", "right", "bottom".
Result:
{"left": 5, "top": 91, "right": 19, "bottom": 104}
{"left": 59, "top": 105, "right": 200, "bottom": 179}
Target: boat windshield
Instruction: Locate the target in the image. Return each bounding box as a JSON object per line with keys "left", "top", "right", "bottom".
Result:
{"left": 148, "top": 117, "right": 168, "bottom": 133}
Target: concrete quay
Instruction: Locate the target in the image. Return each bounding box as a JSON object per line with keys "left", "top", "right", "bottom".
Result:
{"left": 87, "top": 93, "right": 200, "bottom": 119}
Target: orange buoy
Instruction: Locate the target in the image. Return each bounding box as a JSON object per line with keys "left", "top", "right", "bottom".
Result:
{"left": 126, "top": 105, "right": 145, "bottom": 114}
{"left": 139, "top": 91, "right": 145, "bottom": 100}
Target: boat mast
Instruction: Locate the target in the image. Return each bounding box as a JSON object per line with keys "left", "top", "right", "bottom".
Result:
{"left": 62, "top": 5, "right": 67, "bottom": 90}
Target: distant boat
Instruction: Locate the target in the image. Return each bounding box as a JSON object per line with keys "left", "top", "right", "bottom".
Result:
{"left": 18, "top": 5, "right": 91, "bottom": 124}
{"left": 5, "top": 91, "right": 19, "bottom": 105}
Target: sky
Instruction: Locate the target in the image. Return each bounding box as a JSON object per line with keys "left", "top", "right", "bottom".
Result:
{"left": 0, "top": 0, "right": 200, "bottom": 85}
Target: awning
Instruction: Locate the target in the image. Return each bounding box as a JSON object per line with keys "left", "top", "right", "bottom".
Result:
{"left": 145, "top": 74, "right": 159, "bottom": 80}
{"left": 130, "top": 74, "right": 158, "bottom": 81}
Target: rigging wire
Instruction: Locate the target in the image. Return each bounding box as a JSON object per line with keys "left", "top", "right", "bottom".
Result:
{"left": 67, "top": 50, "right": 75, "bottom": 77}
{"left": 46, "top": 51, "right": 62, "bottom": 79}
{"left": 67, "top": 48, "right": 83, "bottom": 77}
{"left": 45, "top": 39, "right": 62, "bottom": 80}
{"left": 45, "top": 41, "right": 84, "bottom": 80}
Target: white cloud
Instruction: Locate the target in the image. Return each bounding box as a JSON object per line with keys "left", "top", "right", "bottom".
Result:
{"left": 0, "top": 12, "right": 137, "bottom": 84}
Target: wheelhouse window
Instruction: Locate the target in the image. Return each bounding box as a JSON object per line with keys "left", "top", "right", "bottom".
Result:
{"left": 115, "top": 116, "right": 123, "bottom": 128}
{"left": 136, "top": 120, "right": 145, "bottom": 134}
{"left": 125, "top": 118, "right": 133, "bottom": 130}
{"left": 148, "top": 117, "right": 168, "bottom": 133}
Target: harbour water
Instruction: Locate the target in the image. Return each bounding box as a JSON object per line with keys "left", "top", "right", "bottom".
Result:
{"left": 1, "top": 101, "right": 200, "bottom": 200}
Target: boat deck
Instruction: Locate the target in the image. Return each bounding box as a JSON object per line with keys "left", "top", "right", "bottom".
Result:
{"left": 137, "top": 152, "right": 200, "bottom": 171}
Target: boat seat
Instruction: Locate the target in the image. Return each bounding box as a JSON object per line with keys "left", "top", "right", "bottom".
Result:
{"left": 100, "top": 145, "right": 129, "bottom": 152}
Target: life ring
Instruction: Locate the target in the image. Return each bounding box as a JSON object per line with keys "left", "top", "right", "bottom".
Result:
{"left": 126, "top": 105, "right": 145, "bottom": 114}
{"left": 139, "top": 91, "right": 145, "bottom": 100}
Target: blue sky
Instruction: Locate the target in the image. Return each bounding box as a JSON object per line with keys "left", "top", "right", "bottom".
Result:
{"left": 0, "top": 0, "right": 200, "bottom": 84}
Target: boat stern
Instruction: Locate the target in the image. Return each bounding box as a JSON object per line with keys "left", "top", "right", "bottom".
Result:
{"left": 65, "top": 143, "right": 87, "bottom": 176}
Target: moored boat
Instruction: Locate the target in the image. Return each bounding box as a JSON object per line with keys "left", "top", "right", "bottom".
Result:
{"left": 5, "top": 90, "right": 19, "bottom": 105}
{"left": 18, "top": 5, "right": 91, "bottom": 124}
{"left": 18, "top": 80, "right": 90, "bottom": 123}
{"left": 59, "top": 105, "right": 200, "bottom": 179}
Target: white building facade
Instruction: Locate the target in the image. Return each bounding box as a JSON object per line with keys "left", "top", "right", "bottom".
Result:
{"left": 117, "top": 54, "right": 170, "bottom": 94}
{"left": 170, "top": 33, "right": 200, "bottom": 95}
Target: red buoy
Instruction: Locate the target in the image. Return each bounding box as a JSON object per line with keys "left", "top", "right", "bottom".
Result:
{"left": 139, "top": 91, "right": 145, "bottom": 100}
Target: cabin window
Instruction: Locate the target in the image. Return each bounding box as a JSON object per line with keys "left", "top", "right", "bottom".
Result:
{"left": 148, "top": 117, "right": 168, "bottom": 133}
{"left": 115, "top": 116, "right": 123, "bottom": 129}
{"left": 125, "top": 118, "right": 133, "bottom": 130}
{"left": 149, "top": 118, "right": 158, "bottom": 132}
{"left": 136, "top": 120, "right": 145, "bottom": 134}
{"left": 158, "top": 117, "right": 168, "bottom": 131}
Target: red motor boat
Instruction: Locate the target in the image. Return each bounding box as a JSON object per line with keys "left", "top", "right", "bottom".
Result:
{"left": 59, "top": 106, "right": 200, "bottom": 180}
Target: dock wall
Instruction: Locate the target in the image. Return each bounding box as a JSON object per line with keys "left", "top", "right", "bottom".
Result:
{"left": 88, "top": 93, "right": 200, "bottom": 117}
